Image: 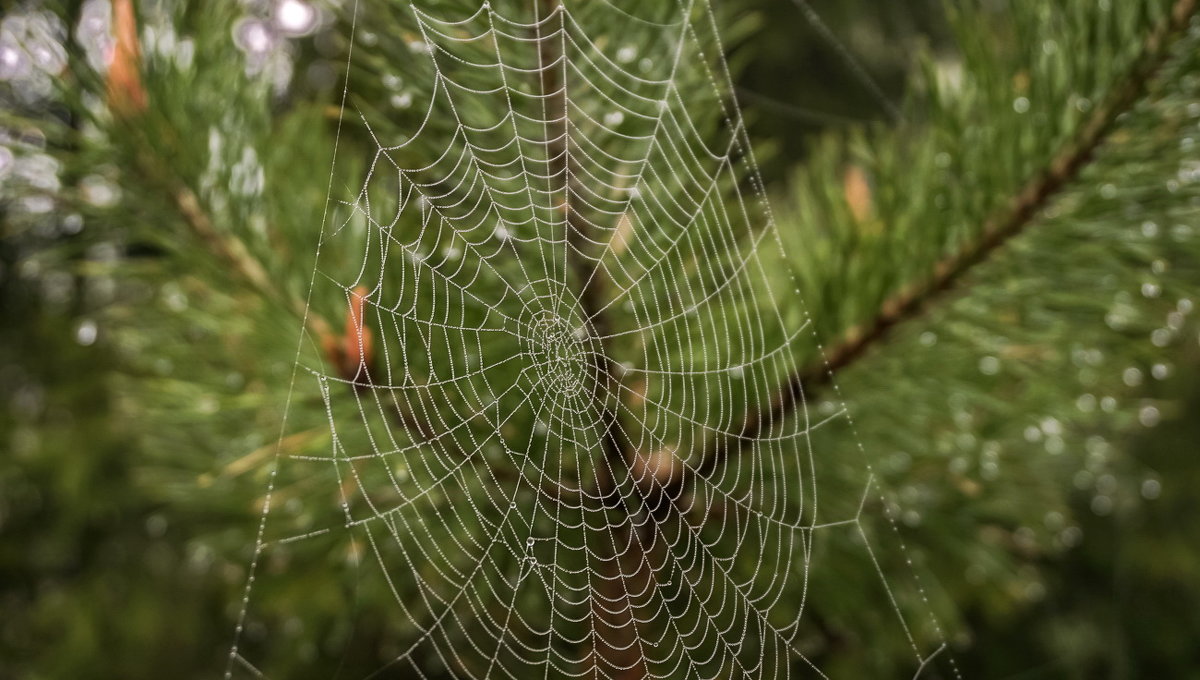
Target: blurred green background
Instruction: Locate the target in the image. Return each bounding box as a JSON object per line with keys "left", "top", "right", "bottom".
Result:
{"left": 2, "top": 0, "right": 1200, "bottom": 678}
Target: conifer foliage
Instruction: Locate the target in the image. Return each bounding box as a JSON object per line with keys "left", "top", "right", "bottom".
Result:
{"left": 1, "top": 0, "right": 1199, "bottom": 677}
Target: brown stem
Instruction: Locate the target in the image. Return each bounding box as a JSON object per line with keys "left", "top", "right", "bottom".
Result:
{"left": 589, "top": 524, "right": 654, "bottom": 680}
{"left": 673, "top": 0, "right": 1199, "bottom": 501}
{"left": 537, "top": 0, "right": 634, "bottom": 509}
{"left": 532, "top": 1, "right": 653, "bottom": 675}
{"left": 107, "top": 0, "right": 147, "bottom": 115}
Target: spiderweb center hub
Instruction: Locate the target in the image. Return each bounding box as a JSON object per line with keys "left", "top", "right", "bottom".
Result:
{"left": 524, "top": 310, "right": 591, "bottom": 399}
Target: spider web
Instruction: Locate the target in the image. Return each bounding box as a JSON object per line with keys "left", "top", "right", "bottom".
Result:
{"left": 226, "top": 1, "right": 957, "bottom": 678}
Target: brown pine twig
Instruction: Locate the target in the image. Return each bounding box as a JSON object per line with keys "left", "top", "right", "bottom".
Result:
{"left": 107, "top": 0, "right": 147, "bottom": 116}
{"left": 536, "top": 0, "right": 635, "bottom": 509}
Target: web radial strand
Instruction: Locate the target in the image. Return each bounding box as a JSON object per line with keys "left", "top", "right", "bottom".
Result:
{"left": 228, "top": 1, "right": 956, "bottom": 679}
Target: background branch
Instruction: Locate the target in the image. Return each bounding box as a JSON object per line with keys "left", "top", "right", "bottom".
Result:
{"left": 674, "top": 0, "right": 1200, "bottom": 500}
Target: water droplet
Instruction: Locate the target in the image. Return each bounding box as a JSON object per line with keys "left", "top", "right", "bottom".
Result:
{"left": 1045, "top": 436, "right": 1065, "bottom": 455}
{"left": 1122, "top": 367, "right": 1143, "bottom": 387}
{"left": 75, "top": 319, "right": 97, "bottom": 346}
{"left": 1138, "top": 405, "right": 1160, "bottom": 427}
{"left": 978, "top": 355, "right": 1000, "bottom": 375}
{"left": 0, "top": 45, "right": 21, "bottom": 73}
{"left": 390, "top": 92, "right": 413, "bottom": 109}
{"left": 1090, "top": 494, "right": 1113, "bottom": 516}
{"left": 1012, "top": 97, "right": 1030, "bottom": 113}
{"left": 1141, "top": 478, "right": 1161, "bottom": 500}
{"left": 81, "top": 175, "right": 119, "bottom": 207}
{"left": 1040, "top": 417, "right": 1062, "bottom": 436}
{"left": 274, "top": 0, "right": 319, "bottom": 36}
{"left": 144, "top": 513, "right": 168, "bottom": 537}
{"left": 1075, "top": 393, "right": 1096, "bottom": 412}
{"left": 233, "top": 17, "right": 275, "bottom": 55}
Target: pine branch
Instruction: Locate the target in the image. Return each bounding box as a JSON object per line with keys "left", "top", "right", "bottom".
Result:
{"left": 167, "top": 179, "right": 285, "bottom": 313}
{"left": 675, "top": 0, "right": 1200, "bottom": 500}
{"left": 105, "top": 6, "right": 283, "bottom": 318}
{"left": 123, "top": 108, "right": 455, "bottom": 463}
{"left": 105, "top": 0, "right": 294, "bottom": 318}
